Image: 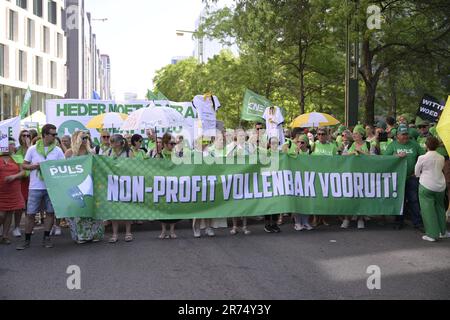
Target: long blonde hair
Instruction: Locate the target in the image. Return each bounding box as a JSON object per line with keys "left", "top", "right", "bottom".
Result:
{"left": 71, "top": 131, "right": 92, "bottom": 156}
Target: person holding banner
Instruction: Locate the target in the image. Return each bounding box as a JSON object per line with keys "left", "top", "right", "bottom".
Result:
{"left": 311, "top": 128, "right": 337, "bottom": 227}
{"left": 157, "top": 133, "right": 180, "bottom": 239}
{"left": 130, "top": 134, "right": 147, "bottom": 160}
{"left": 192, "top": 137, "right": 216, "bottom": 238}
{"left": 263, "top": 137, "right": 283, "bottom": 234}
{"left": 65, "top": 131, "right": 105, "bottom": 244}
{"left": 0, "top": 138, "right": 25, "bottom": 245}
{"left": 227, "top": 129, "right": 252, "bottom": 236}
{"left": 95, "top": 130, "right": 111, "bottom": 155}
{"left": 385, "top": 124, "right": 425, "bottom": 230}
{"left": 293, "top": 135, "right": 314, "bottom": 231}
{"left": 107, "top": 134, "right": 134, "bottom": 243}
{"left": 148, "top": 137, "right": 163, "bottom": 158}
{"left": 16, "top": 124, "right": 65, "bottom": 250}
{"left": 415, "top": 137, "right": 449, "bottom": 241}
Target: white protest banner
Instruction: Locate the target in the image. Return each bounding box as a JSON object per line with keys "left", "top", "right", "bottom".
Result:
{"left": 46, "top": 100, "right": 199, "bottom": 145}
{"left": 0, "top": 117, "right": 21, "bottom": 150}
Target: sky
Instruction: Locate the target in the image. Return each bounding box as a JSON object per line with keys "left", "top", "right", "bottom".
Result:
{"left": 84, "top": 0, "right": 209, "bottom": 99}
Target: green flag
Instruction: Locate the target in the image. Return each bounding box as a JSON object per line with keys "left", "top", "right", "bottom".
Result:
{"left": 146, "top": 89, "right": 158, "bottom": 100}
{"left": 156, "top": 91, "right": 169, "bottom": 101}
{"left": 20, "top": 87, "right": 32, "bottom": 119}
{"left": 242, "top": 89, "right": 273, "bottom": 122}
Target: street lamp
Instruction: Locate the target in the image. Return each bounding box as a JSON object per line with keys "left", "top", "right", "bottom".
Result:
{"left": 176, "top": 29, "right": 204, "bottom": 64}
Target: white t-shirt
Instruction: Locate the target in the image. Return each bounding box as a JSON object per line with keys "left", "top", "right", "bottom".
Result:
{"left": 24, "top": 145, "right": 65, "bottom": 190}
{"left": 193, "top": 95, "right": 221, "bottom": 136}
{"left": 262, "top": 106, "right": 285, "bottom": 144}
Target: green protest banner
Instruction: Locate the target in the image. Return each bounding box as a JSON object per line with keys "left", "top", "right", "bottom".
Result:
{"left": 241, "top": 89, "right": 273, "bottom": 122}
{"left": 41, "top": 154, "right": 407, "bottom": 220}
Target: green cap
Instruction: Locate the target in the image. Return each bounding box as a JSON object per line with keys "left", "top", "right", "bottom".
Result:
{"left": 298, "top": 134, "right": 309, "bottom": 144}
{"left": 375, "top": 121, "right": 387, "bottom": 130}
{"left": 353, "top": 125, "right": 366, "bottom": 137}
{"left": 397, "top": 124, "right": 409, "bottom": 135}
{"left": 416, "top": 118, "right": 430, "bottom": 127}
{"left": 337, "top": 125, "right": 347, "bottom": 134}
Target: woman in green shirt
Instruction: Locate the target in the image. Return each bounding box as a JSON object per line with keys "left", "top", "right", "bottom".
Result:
{"left": 130, "top": 134, "right": 147, "bottom": 160}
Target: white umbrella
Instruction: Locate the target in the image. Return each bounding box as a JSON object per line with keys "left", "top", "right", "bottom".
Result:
{"left": 121, "top": 106, "right": 185, "bottom": 134}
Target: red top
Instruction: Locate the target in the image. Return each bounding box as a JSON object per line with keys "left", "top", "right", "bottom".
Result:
{"left": 0, "top": 157, "right": 25, "bottom": 211}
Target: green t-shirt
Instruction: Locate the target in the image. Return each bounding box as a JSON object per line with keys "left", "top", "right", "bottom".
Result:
{"left": 348, "top": 141, "right": 370, "bottom": 154}
{"left": 370, "top": 139, "right": 393, "bottom": 155}
{"left": 335, "top": 135, "right": 343, "bottom": 149}
{"left": 132, "top": 148, "right": 147, "bottom": 160}
{"left": 147, "top": 140, "right": 156, "bottom": 152}
{"left": 385, "top": 140, "right": 425, "bottom": 176}
{"left": 312, "top": 142, "right": 337, "bottom": 156}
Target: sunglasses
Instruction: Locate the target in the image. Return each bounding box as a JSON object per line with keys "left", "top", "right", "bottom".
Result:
{"left": 22, "top": 134, "right": 31, "bottom": 138}
{"left": 102, "top": 136, "right": 111, "bottom": 139}
{"left": 82, "top": 137, "right": 89, "bottom": 141}
{"left": 299, "top": 141, "right": 306, "bottom": 144}
{"left": 317, "top": 133, "right": 326, "bottom": 136}
{"left": 49, "top": 133, "right": 58, "bottom": 137}
{"left": 418, "top": 126, "right": 428, "bottom": 129}
{"left": 169, "top": 142, "right": 177, "bottom": 146}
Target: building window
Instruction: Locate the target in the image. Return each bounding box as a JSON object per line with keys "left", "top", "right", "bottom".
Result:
{"left": 0, "top": 44, "right": 5, "bottom": 77}
{"left": 9, "top": 10, "right": 18, "bottom": 41}
{"left": 48, "top": 1, "right": 57, "bottom": 25}
{"left": 33, "top": 0, "right": 43, "bottom": 17}
{"left": 42, "top": 26, "right": 50, "bottom": 53}
{"left": 50, "top": 61, "right": 57, "bottom": 88}
{"left": 18, "top": 50, "right": 27, "bottom": 82}
{"left": 35, "top": 56, "right": 43, "bottom": 85}
{"left": 16, "top": 0, "right": 27, "bottom": 10}
{"left": 27, "top": 18, "right": 35, "bottom": 48}
{"left": 57, "top": 33, "right": 63, "bottom": 58}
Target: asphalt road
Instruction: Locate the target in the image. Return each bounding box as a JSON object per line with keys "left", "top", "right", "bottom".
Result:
{"left": 1, "top": 218, "right": 449, "bottom": 300}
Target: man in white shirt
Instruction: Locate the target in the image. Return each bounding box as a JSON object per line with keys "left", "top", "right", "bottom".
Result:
{"left": 17, "top": 124, "right": 65, "bottom": 250}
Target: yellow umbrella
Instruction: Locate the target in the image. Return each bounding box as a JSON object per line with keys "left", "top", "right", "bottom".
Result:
{"left": 436, "top": 96, "right": 450, "bottom": 154}
{"left": 290, "top": 112, "right": 340, "bottom": 128}
{"left": 86, "top": 112, "right": 128, "bottom": 129}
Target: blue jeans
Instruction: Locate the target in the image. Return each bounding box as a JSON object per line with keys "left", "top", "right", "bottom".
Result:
{"left": 397, "top": 177, "right": 422, "bottom": 227}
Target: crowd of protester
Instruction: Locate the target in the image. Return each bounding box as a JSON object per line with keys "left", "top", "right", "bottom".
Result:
{"left": 0, "top": 114, "right": 449, "bottom": 249}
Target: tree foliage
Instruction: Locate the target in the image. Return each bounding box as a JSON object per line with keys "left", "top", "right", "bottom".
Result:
{"left": 153, "top": 0, "right": 450, "bottom": 127}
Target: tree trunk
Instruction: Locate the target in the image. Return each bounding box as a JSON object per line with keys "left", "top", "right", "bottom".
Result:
{"left": 299, "top": 40, "right": 306, "bottom": 115}
{"left": 365, "top": 82, "right": 376, "bottom": 125}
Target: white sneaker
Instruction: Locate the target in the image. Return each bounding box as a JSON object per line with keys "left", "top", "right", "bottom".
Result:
{"left": 439, "top": 232, "right": 450, "bottom": 239}
{"left": 341, "top": 219, "right": 350, "bottom": 229}
{"left": 205, "top": 228, "right": 215, "bottom": 237}
{"left": 12, "top": 227, "right": 22, "bottom": 238}
{"left": 50, "top": 226, "right": 55, "bottom": 236}
{"left": 54, "top": 226, "right": 62, "bottom": 236}
{"left": 304, "top": 224, "right": 313, "bottom": 231}
{"left": 294, "top": 224, "right": 304, "bottom": 231}
{"left": 193, "top": 227, "right": 201, "bottom": 238}
{"left": 357, "top": 219, "right": 365, "bottom": 229}
{"left": 242, "top": 227, "right": 251, "bottom": 235}
{"left": 422, "top": 235, "right": 436, "bottom": 242}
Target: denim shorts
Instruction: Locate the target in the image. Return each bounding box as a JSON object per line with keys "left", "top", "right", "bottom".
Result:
{"left": 27, "top": 190, "right": 55, "bottom": 215}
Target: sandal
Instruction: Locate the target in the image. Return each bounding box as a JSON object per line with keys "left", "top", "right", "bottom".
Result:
{"left": 124, "top": 234, "right": 133, "bottom": 242}
{"left": 170, "top": 233, "right": 178, "bottom": 239}
{"left": 159, "top": 233, "right": 168, "bottom": 239}
{"left": 230, "top": 227, "right": 238, "bottom": 235}
{"left": 109, "top": 235, "right": 118, "bottom": 243}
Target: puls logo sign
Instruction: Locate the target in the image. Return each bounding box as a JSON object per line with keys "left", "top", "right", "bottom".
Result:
{"left": 49, "top": 165, "right": 84, "bottom": 176}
